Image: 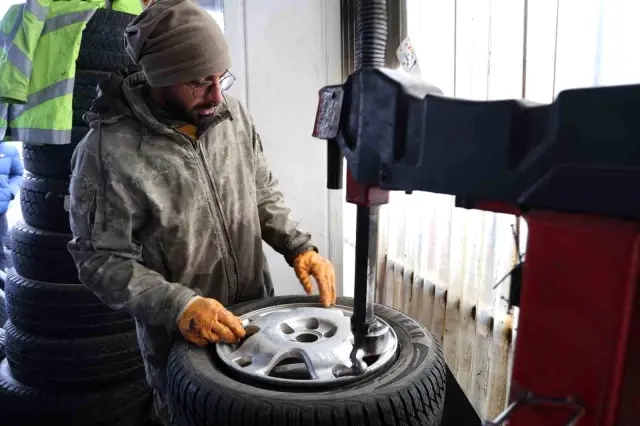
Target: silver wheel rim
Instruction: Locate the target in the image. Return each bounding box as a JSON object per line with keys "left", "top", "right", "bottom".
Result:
{"left": 216, "top": 303, "right": 398, "bottom": 387}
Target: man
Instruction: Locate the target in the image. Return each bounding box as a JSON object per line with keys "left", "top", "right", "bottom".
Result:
{"left": 0, "top": 141, "right": 22, "bottom": 270}
{"left": 67, "top": 0, "right": 336, "bottom": 423}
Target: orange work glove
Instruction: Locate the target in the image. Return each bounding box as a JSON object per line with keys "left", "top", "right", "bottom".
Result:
{"left": 293, "top": 250, "right": 336, "bottom": 307}
{"left": 177, "top": 296, "right": 246, "bottom": 347}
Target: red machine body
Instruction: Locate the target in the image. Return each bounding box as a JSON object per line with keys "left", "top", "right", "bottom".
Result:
{"left": 475, "top": 203, "right": 639, "bottom": 426}
{"left": 344, "top": 171, "right": 389, "bottom": 206}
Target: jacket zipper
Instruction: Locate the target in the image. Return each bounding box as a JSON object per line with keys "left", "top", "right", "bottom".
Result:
{"left": 128, "top": 89, "right": 240, "bottom": 299}
{"left": 193, "top": 141, "right": 241, "bottom": 300}
{"left": 174, "top": 114, "right": 240, "bottom": 301}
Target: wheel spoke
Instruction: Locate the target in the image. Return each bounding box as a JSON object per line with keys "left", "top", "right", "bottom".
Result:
{"left": 229, "top": 333, "right": 280, "bottom": 376}
{"left": 299, "top": 349, "right": 340, "bottom": 380}
{"left": 237, "top": 350, "right": 291, "bottom": 376}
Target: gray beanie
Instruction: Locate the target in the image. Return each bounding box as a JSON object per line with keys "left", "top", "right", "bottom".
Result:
{"left": 124, "top": 0, "right": 230, "bottom": 88}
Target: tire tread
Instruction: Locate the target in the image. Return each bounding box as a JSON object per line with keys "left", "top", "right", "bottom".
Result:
{"left": 0, "top": 359, "right": 151, "bottom": 424}
{"left": 10, "top": 221, "right": 78, "bottom": 284}
{"left": 166, "top": 296, "right": 446, "bottom": 426}
{"left": 3, "top": 320, "right": 144, "bottom": 390}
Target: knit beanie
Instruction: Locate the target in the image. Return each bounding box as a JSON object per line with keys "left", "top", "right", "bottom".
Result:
{"left": 124, "top": 0, "right": 230, "bottom": 87}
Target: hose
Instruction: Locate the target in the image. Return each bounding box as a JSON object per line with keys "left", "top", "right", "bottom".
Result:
{"left": 354, "top": 0, "right": 388, "bottom": 70}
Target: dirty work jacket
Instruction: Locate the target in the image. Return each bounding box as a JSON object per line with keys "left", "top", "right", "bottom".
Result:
{"left": 67, "top": 71, "right": 316, "bottom": 395}
{"left": 0, "top": 0, "right": 142, "bottom": 144}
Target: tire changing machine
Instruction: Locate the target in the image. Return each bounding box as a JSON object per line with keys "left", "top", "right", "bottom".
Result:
{"left": 314, "top": 1, "right": 639, "bottom": 425}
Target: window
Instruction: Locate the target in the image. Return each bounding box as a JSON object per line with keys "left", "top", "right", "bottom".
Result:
{"left": 194, "top": 0, "right": 224, "bottom": 32}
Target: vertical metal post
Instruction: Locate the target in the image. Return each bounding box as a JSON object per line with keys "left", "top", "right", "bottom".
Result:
{"left": 351, "top": 206, "right": 380, "bottom": 330}
{"left": 350, "top": 0, "right": 388, "bottom": 334}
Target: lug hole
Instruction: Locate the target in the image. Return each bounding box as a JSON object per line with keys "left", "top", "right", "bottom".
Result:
{"left": 234, "top": 355, "right": 253, "bottom": 367}
{"left": 296, "top": 333, "right": 319, "bottom": 343}
{"left": 280, "top": 323, "right": 295, "bottom": 334}
{"left": 305, "top": 318, "right": 320, "bottom": 330}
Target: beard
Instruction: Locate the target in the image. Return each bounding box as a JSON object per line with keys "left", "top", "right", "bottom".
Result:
{"left": 163, "top": 91, "right": 218, "bottom": 130}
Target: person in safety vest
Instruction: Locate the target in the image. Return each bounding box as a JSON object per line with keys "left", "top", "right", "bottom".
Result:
{"left": 67, "top": 0, "right": 336, "bottom": 424}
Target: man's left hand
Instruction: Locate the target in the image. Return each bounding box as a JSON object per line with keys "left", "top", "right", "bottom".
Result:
{"left": 293, "top": 251, "right": 336, "bottom": 307}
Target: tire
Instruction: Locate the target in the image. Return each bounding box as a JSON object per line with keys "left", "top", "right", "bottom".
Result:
{"left": 71, "top": 125, "right": 91, "bottom": 144}
{"left": 22, "top": 127, "right": 91, "bottom": 178}
{"left": 0, "top": 289, "right": 5, "bottom": 328}
{"left": 0, "top": 329, "right": 4, "bottom": 361}
{"left": 76, "top": 9, "right": 136, "bottom": 73}
{"left": 3, "top": 320, "right": 145, "bottom": 391}
{"left": 0, "top": 359, "right": 151, "bottom": 425}
{"left": 20, "top": 172, "right": 70, "bottom": 233}
{"left": 4, "top": 269, "right": 134, "bottom": 338}
{"left": 26, "top": 75, "right": 124, "bottom": 180}
{"left": 23, "top": 142, "right": 75, "bottom": 178}
{"left": 10, "top": 221, "right": 79, "bottom": 284}
{"left": 73, "top": 70, "right": 107, "bottom": 127}
{"left": 167, "top": 296, "right": 447, "bottom": 426}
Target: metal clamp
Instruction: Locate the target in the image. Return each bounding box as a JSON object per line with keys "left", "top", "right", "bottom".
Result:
{"left": 484, "top": 392, "right": 585, "bottom": 426}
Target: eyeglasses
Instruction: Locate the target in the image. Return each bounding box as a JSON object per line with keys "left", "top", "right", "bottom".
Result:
{"left": 188, "top": 70, "right": 235, "bottom": 99}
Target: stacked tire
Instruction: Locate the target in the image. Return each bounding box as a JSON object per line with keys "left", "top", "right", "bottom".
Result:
{"left": 0, "top": 9, "right": 152, "bottom": 425}
{"left": 0, "top": 289, "right": 6, "bottom": 327}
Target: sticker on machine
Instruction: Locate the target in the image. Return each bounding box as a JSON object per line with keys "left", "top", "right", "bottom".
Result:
{"left": 396, "top": 36, "right": 422, "bottom": 78}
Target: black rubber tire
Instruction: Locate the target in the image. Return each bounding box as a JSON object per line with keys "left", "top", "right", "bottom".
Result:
{"left": 4, "top": 269, "right": 134, "bottom": 338}
{"left": 0, "top": 358, "right": 151, "bottom": 425}
{"left": 0, "top": 289, "right": 6, "bottom": 328}
{"left": 167, "top": 296, "right": 447, "bottom": 426}
{"left": 0, "top": 328, "right": 4, "bottom": 361}
{"left": 71, "top": 125, "right": 91, "bottom": 143}
{"left": 11, "top": 221, "right": 78, "bottom": 284}
{"left": 23, "top": 142, "right": 75, "bottom": 178}
{"left": 20, "top": 172, "right": 70, "bottom": 233}
{"left": 3, "top": 320, "right": 145, "bottom": 391}
{"left": 73, "top": 70, "right": 107, "bottom": 127}
{"left": 22, "top": 127, "right": 92, "bottom": 178}
{"left": 76, "top": 9, "right": 136, "bottom": 73}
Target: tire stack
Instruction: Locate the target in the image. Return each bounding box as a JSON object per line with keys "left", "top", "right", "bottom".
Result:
{"left": 0, "top": 9, "right": 152, "bottom": 425}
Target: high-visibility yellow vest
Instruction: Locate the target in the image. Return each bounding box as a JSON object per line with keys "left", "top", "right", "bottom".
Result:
{"left": 0, "top": 0, "right": 142, "bottom": 144}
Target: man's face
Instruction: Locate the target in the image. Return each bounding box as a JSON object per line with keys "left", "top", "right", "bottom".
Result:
{"left": 159, "top": 71, "right": 230, "bottom": 125}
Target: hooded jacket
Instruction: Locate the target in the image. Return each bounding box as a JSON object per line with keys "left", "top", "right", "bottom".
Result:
{"left": 67, "top": 68, "right": 315, "bottom": 395}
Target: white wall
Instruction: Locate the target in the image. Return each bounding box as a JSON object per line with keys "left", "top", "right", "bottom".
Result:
{"left": 223, "top": 0, "right": 344, "bottom": 297}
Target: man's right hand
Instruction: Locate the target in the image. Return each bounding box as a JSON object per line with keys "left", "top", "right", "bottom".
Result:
{"left": 177, "top": 296, "right": 246, "bottom": 347}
